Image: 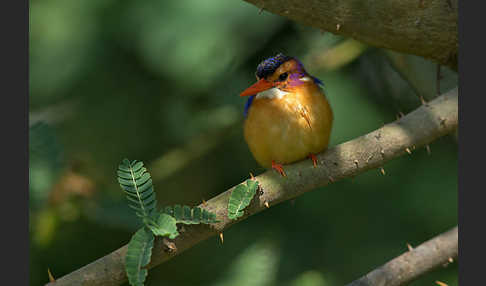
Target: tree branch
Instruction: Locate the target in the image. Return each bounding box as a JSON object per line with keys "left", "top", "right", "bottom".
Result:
{"left": 47, "top": 88, "right": 458, "bottom": 286}
{"left": 243, "top": 0, "right": 458, "bottom": 70}
{"left": 346, "top": 226, "right": 458, "bottom": 286}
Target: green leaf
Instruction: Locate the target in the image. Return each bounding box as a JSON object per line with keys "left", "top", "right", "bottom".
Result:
{"left": 125, "top": 227, "right": 154, "bottom": 286}
{"left": 117, "top": 159, "right": 157, "bottom": 220}
{"left": 147, "top": 213, "right": 179, "bottom": 239}
{"left": 227, "top": 179, "right": 259, "bottom": 220}
{"left": 162, "top": 205, "right": 219, "bottom": 224}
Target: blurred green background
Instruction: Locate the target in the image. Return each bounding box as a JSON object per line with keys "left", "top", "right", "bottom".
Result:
{"left": 29, "top": 1, "right": 458, "bottom": 285}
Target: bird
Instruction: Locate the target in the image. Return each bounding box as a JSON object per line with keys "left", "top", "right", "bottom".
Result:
{"left": 240, "top": 53, "right": 333, "bottom": 177}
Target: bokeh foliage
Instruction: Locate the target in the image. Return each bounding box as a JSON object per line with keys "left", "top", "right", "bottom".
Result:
{"left": 29, "top": 0, "right": 458, "bottom": 285}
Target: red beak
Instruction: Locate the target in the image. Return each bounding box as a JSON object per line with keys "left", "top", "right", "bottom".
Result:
{"left": 240, "top": 79, "right": 274, "bottom": 97}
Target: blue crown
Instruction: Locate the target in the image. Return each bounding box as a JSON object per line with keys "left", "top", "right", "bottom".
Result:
{"left": 255, "top": 53, "right": 292, "bottom": 79}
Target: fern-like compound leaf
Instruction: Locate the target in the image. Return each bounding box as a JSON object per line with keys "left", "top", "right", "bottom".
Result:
{"left": 227, "top": 179, "right": 259, "bottom": 220}
{"left": 117, "top": 159, "right": 157, "bottom": 219}
{"left": 163, "top": 205, "right": 219, "bottom": 224}
{"left": 147, "top": 213, "right": 179, "bottom": 239}
{"left": 125, "top": 227, "right": 154, "bottom": 286}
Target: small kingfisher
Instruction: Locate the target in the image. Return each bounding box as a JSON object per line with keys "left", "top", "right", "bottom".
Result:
{"left": 240, "top": 53, "right": 333, "bottom": 176}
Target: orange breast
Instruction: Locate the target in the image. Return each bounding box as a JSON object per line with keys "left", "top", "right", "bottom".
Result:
{"left": 243, "top": 84, "right": 333, "bottom": 168}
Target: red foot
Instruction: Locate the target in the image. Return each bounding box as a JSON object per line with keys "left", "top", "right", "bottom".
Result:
{"left": 309, "top": 153, "right": 318, "bottom": 168}
{"left": 271, "top": 160, "right": 287, "bottom": 177}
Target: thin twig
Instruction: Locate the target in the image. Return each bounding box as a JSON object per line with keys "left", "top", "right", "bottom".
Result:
{"left": 383, "top": 51, "right": 429, "bottom": 102}
{"left": 346, "top": 226, "right": 458, "bottom": 286}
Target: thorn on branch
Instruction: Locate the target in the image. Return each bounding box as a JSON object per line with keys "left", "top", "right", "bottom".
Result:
{"left": 249, "top": 172, "right": 255, "bottom": 180}
{"left": 264, "top": 201, "right": 270, "bottom": 208}
{"left": 435, "top": 281, "right": 448, "bottom": 286}
{"left": 219, "top": 232, "right": 224, "bottom": 244}
{"left": 405, "top": 148, "right": 412, "bottom": 155}
{"left": 336, "top": 23, "right": 341, "bottom": 31}
{"left": 406, "top": 243, "right": 414, "bottom": 251}
{"left": 328, "top": 175, "right": 334, "bottom": 183}
{"left": 258, "top": 6, "right": 265, "bottom": 14}
{"left": 366, "top": 154, "right": 374, "bottom": 163}
{"left": 380, "top": 149, "right": 385, "bottom": 156}
{"left": 380, "top": 167, "right": 386, "bottom": 175}
{"left": 257, "top": 186, "right": 264, "bottom": 196}
{"left": 442, "top": 256, "right": 454, "bottom": 267}
{"left": 426, "top": 144, "right": 431, "bottom": 155}
{"left": 48, "top": 268, "right": 56, "bottom": 282}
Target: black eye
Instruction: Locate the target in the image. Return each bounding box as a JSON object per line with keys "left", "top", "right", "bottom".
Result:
{"left": 278, "top": 72, "right": 288, "bottom": 81}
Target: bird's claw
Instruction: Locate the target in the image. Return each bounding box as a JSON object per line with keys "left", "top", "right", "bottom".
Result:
{"left": 309, "top": 153, "right": 318, "bottom": 168}
{"left": 271, "top": 160, "right": 287, "bottom": 177}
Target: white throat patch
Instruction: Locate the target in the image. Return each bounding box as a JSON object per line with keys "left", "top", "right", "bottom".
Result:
{"left": 256, "top": 87, "right": 289, "bottom": 99}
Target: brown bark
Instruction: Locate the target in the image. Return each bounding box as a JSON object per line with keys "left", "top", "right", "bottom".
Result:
{"left": 244, "top": 0, "right": 458, "bottom": 70}
{"left": 346, "top": 226, "right": 458, "bottom": 286}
